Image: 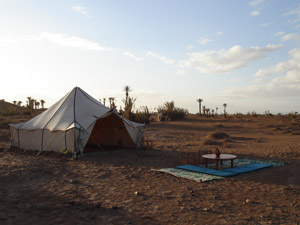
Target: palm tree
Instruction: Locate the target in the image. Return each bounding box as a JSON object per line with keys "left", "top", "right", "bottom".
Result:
{"left": 108, "top": 97, "right": 112, "bottom": 108}
{"left": 212, "top": 109, "right": 215, "bottom": 117}
{"left": 26, "top": 97, "right": 31, "bottom": 108}
{"left": 17, "top": 101, "right": 22, "bottom": 106}
{"left": 103, "top": 98, "right": 106, "bottom": 106}
{"left": 223, "top": 103, "right": 227, "bottom": 118}
{"left": 196, "top": 98, "right": 203, "bottom": 115}
{"left": 31, "top": 99, "right": 36, "bottom": 109}
{"left": 202, "top": 106, "right": 206, "bottom": 116}
{"left": 111, "top": 97, "right": 116, "bottom": 109}
{"left": 40, "top": 99, "right": 45, "bottom": 108}
{"left": 216, "top": 107, "right": 218, "bottom": 115}
{"left": 35, "top": 101, "right": 40, "bottom": 109}
{"left": 123, "top": 85, "right": 131, "bottom": 108}
{"left": 27, "top": 97, "right": 35, "bottom": 110}
{"left": 13, "top": 100, "right": 17, "bottom": 105}
{"left": 164, "top": 101, "right": 175, "bottom": 113}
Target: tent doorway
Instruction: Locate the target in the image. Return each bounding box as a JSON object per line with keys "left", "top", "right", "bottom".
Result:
{"left": 84, "top": 113, "right": 136, "bottom": 152}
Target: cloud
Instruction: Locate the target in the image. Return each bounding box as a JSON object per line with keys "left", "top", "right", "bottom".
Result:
{"left": 146, "top": 51, "right": 174, "bottom": 64}
{"left": 249, "top": 0, "right": 264, "bottom": 7}
{"left": 198, "top": 37, "right": 213, "bottom": 45}
{"left": 176, "top": 69, "right": 187, "bottom": 76}
{"left": 35, "top": 32, "right": 114, "bottom": 51}
{"left": 186, "top": 44, "right": 195, "bottom": 50}
{"left": 216, "top": 31, "right": 223, "bottom": 36}
{"left": 250, "top": 10, "right": 261, "bottom": 16}
{"left": 123, "top": 51, "right": 143, "bottom": 61}
{"left": 285, "top": 4, "right": 300, "bottom": 22}
{"left": 227, "top": 48, "right": 300, "bottom": 98}
{"left": 275, "top": 31, "right": 284, "bottom": 36}
{"left": 281, "top": 33, "right": 300, "bottom": 41}
{"left": 179, "top": 44, "right": 283, "bottom": 74}
{"left": 72, "top": 6, "right": 90, "bottom": 17}
{"left": 261, "top": 22, "right": 273, "bottom": 27}
{"left": 255, "top": 47, "right": 300, "bottom": 77}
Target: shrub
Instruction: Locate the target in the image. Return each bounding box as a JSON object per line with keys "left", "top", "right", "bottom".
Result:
{"left": 157, "top": 101, "right": 188, "bottom": 121}
{"left": 135, "top": 106, "right": 151, "bottom": 124}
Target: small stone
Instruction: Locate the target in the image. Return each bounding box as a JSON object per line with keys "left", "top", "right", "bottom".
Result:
{"left": 203, "top": 207, "right": 211, "bottom": 211}
{"left": 135, "top": 191, "right": 139, "bottom": 195}
{"left": 95, "top": 202, "right": 101, "bottom": 208}
{"left": 245, "top": 199, "right": 250, "bottom": 203}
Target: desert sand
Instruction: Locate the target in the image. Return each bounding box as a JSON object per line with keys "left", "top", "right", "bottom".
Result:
{"left": 1, "top": 114, "right": 300, "bottom": 224}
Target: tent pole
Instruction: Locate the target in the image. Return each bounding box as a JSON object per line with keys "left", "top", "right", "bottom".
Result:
{"left": 17, "top": 129, "right": 20, "bottom": 149}
{"left": 65, "top": 130, "right": 67, "bottom": 150}
{"left": 37, "top": 129, "right": 44, "bottom": 155}
{"left": 73, "top": 88, "right": 78, "bottom": 160}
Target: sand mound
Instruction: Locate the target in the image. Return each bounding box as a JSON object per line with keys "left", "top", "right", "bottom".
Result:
{"left": 207, "top": 131, "right": 230, "bottom": 140}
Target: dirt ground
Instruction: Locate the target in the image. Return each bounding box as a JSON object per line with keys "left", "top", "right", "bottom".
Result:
{"left": 1, "top": 114, "right": 300, "bottom": 224}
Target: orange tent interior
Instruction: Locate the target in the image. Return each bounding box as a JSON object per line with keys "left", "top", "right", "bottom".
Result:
{"left": 84, "top": 114, "right": 136, "bottom": 152}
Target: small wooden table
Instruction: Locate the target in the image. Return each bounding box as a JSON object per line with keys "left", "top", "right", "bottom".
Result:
{"left": 202, "top": 154, "right": 237, "bottom": 170}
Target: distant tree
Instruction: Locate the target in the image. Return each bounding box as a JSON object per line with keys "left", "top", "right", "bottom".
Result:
{"left": 223, "top": 103, "right": 227, "bottom": 118}
{"left": 202, "top": 106, "right": 206, "bottom": 116}
{"left": 122, "top": 96, "right": 136, "bottom": 120}
{"left": 40, "top": 99, "right": 45, "bottom": 108}
{"left": 164, "top": 101, "right": 175, "bottom": 113}
{"left": 123, "top": 85, "right": 131, "bottom": 109}
{"left": 26, "top": 97, "right": 31, "bottom": 107}
{"left": 103, "top": 98, "right": 106, "bottom": 106}
{"left": 26, "top": 97, "right": 34, "bottom": 110}
{"left": 157, "top": 101, "right": 187, "bottom": 121}
{"left": 35, "top": 101, "right": 40, "bottom": 109}
{"left": 212, "top": 109, "right": 215, "bottom": 117}
{"left": 196, "top": 98, "right": 203, "bottom": 115}
{"left": 13, "top": 100, "right": 17, "bottom": 105}
{"left": 206, "top": 108, "right": 210, "bottom": 117}
{"left": 111, "top": 97, "right": 116, "bottom": 109}
{"left": 216, "top": 107, "right": 218, "bottom": 115}
{"left": 31, "top": 99, "right": 36, "bottom": 109}
{"left": 17, "top": 101, "right": 22, "bottom": 106}
{"left": 108, "top": 97, "right": 116, "bottom": 109}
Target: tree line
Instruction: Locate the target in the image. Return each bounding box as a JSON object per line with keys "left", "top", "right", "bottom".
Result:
{"left": 12, "top": 98, "right": 46, "bottom": 110}
{"left": 196, "top": 98, "right": 228, "bottom": 118}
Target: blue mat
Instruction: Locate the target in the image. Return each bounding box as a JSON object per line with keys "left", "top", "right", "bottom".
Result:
{"left": 176, "top": 165, "right": 235, "bottom": 177}
{"left": 224, "top": 163, "right": 273, "bottom": 174}
{"left": 176, "top": 163, "right": 273, "bottom": 177}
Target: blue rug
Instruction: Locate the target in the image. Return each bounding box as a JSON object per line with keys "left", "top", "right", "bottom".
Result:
{"left": 154, "top": 159, "right": 284, "bottom": 182}
{"left": 177, "top": 163, "right": 274, "bottom": 177}
{"left": 224, "top": 163, "right": 273, "bottom": 174}
{"left": 176, "top": 165, "right": 235, "bottom": 177}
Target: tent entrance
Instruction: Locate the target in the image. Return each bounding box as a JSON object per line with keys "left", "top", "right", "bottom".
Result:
{"left": 84, "top": 114, "right": 136, "bottom": 152}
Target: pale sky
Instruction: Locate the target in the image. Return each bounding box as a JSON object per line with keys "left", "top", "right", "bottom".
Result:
{"left": 0, "top": 0, "right": 300, "bottom": 114}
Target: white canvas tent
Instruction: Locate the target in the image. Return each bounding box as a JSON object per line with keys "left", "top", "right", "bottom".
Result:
{"left": 9, "top": 87, "right": 144, "bottom": 156}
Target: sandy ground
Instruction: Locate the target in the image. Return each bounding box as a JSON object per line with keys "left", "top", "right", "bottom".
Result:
{"left": 1, "top": 114, "right": 300, "bottom": 224}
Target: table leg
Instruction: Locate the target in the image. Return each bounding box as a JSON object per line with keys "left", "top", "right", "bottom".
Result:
{"left": 231, "top": 159, "right": 234, "bottom": 168}
{"left": 216, "top": 159, "right": 219, "bottom": 170}
{"left": 205, "top": 158, "right": 208, "bottom": 167}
